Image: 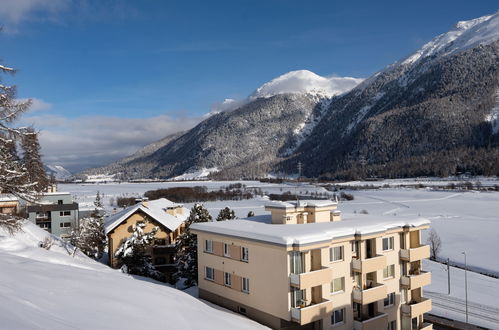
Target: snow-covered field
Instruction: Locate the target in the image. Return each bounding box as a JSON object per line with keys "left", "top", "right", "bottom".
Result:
{"left": 0, "top": 221, "right": 267, "bottom": 330}
{"left": 59, "top": 180, "right": 499, "bottom": 327}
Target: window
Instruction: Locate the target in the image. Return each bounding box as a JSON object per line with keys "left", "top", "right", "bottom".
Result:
{"left": 241, "top": 247, "right": 249, "bottom": 262}
{"left": 223, "top": 243, "right": 231, "bottom": 257}
{"left": 242, "top": 277, "right": 250, "bottom": 293}
{"left": 384, "top": 292, "right": 395, "bottom": 307}
{"left": 154, "top": 257, "right": 166, "bottom": 265}
{"left": 59, "top": 222, "right": 71, "bottom": 228}
{"left": 59, "top": 211, "right": 71, "bottom": 217}
{"left": 224, "top": 272, "right": 231, "bottom": 286}
{"left": 331, "top": 277, "right": 345, "bottom": 294}
{"left": 382, "top": 237, "right": 394, "bottom": 251}
{"left": 205, "top": 267, "right": 214, "bottom": 281}
{"left": 400, "top": 232, "right": 406, "bottom": 249}
{"left": 331, "top": 308, "right": 345, "bottom": 326}
{"left": 155, "top": 239, "right": 166, "bottom": 246}
{"left": 57, "top": 200, "right": 63, "bottom": 205}
{"left": 383, "top": 264, "right": 395, "bottom": 279}
{"left": 290, "top": 252, "right": 304, "bottom": 274}
{"left": 401, "top": 288, "right": 407, "bottom": 303}
{"left": 387, "top": 320, "right": 396, "bottom": 330}
{"left": 291, "top": 287, "right": 305, "bottom": 308}
{"left": 329, "top": 246, "right": 343, "bottom": 262}
{"left": 205, "top": 239, "right": 213, "bottom": 253}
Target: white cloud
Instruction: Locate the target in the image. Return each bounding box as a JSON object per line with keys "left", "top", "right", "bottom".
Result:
{"left": 0, "top": 0, "right": 69, "bottom": 25}
{"left": 17, "top": 98, "right": 52, "bottom": 112}
{"left": 20, "top": 113, "right": 203, "bottom": 172}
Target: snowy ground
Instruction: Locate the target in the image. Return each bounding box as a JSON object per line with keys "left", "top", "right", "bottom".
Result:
{"left": 425, "top": 260, "right": 499, "bottom": 328}
{"left": 0, "top": 221, "right": 267, "bottom": 330}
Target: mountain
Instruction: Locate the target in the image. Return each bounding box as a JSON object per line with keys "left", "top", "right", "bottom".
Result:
{"left": 284, "top": 11, "right": 499, "bottom": 178}
{"left": 85, "top": 71, "right": 362, "bottom": 179}
{"left": 45, "top": 164, "right": 72, "bottom": 181}
{"left": 86, "top": 12, "right": 499, "bottom": 180}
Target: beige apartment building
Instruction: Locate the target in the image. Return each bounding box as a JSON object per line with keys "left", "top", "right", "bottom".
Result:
{"left": 191, "top": 200, "right": 432, "bottom": 330}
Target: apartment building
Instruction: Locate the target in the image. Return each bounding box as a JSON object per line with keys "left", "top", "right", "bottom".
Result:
{"left": 105, "top": 198, "right": 189, "bottom": 282}
{"left": 0, "top": 195, "right": 19, "bottom": 215}
{"left": 27, "top": 192, "right": 79, "bottom": 238}
{"left": 191, "top": 200, "right": 432, "bottom": 330}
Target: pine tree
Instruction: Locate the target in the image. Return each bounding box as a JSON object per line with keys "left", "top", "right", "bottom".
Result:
{"left": 114, "top": 222, "right": 164, "bottom": 281}
{"left": 0, "top": 59, "right": 38, "bottom": 233}
{"left": 70, "top": 194, "right": 106, "bottom": 260}
{"left": 175, "top": 203, "right": 212, "bottom": 288}
{"left": 21, "top": 127, "right": 49, "bottom": 192}
{"left": 216, "top": 206, "right": 236, "bottom": 221}
{"left": 94, "top": 191, "right": 103, "bottom": 209}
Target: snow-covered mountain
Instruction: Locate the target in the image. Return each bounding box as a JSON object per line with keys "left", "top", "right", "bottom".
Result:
{"left": 286, "top": 11, "right": 499, "bottom": 178}
{"left": 250, "top": 70, "right": 363, "bottom": 99}
{"left": 0, "top": 221, "right": 266, "bottom": 329}
{"left": 45, "top": 164, "right": 72, "bottom": 180}
{"left": 85, "top": 12, "right": 499, "bottom": 180}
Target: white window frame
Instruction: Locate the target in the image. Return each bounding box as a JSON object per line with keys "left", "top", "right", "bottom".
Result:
{"left": 205, "top": 239, "right": 213, "bottom": 253}
{"left": 224, "top": 243, "right": 231, "bottom": 257}
{"left": 241, "top": 247, "right": 249, "bottom": 262}
{"left": 329, "top": 246, "right": 344, "bottom": 262}
{"left": 59, "top": 211, "right": 71, "bottom": 217}
{"left": 224, "top": 272, "right": 231, "bottom": 287}
{"left": 59, "top": 222, "right": 71, "bottom": 228}
{"left": 331, "top": 277, "right": 345, "bottom": 294}
{"left": 205, "top": 267, "right": 214, "bottom": 281}
{"left": 331, "top": 308, "right": 345, "bottom": 326}
{"left": 242, "top": 277, "right": 249, "bottom": 293}
{"left": 382, "top": 236, "right": 394, "bottom": 251}
{"left": 383, "top": 264, "right": 395, "bottom": 279}
{"left": 384, "top": 292, "right": 395, "bottom": 307}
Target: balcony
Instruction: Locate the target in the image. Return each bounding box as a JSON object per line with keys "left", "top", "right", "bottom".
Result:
{"left": 402, "top": 298, "right": 432, "bottom": 317}
{"left": 291, "top": 299, "right": 333, "bottom": 325}
{"left": 353, "top": 313, "right": 388, "bottom": 330}
{"left": 420, "top": 323, "right": 433, "bottom": 330}
{"left": 401, "top": 271, "right": 431, "bottom": 289}
{"left": 290, "top": 267, "right": 332, "bottom": 289}
{"left": 400, "top": 245, "right": 430, "bottom": 262}
{"left": 353, "top": 283, "right": 387, "bottom": 305}
{"left": 352, "top": 255, "right": 387, "bottom": 273}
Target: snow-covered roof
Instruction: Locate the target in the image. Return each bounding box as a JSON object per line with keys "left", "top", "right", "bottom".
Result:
{"left": 104, "top": 198, "right": 188, "bottom": 235}
{"left": 265, "top": 199, "right": 337, "bottom": 209}
{"left": 191, "top": 214, "right": 430, "bottom": 247}
{"left": 0, "top": 195, "right": 19, "bottom": 202}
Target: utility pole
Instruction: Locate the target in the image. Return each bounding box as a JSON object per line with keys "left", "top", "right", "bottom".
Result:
{"left": 462, "top": 252, "right": 468, "bottom": 323}
{"left": 447, "top": 258, "right": 450, "bottom": 295}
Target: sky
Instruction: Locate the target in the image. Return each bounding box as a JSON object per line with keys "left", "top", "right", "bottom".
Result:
{"left": 1, "top": 0, "right": 498, "bottom": 172}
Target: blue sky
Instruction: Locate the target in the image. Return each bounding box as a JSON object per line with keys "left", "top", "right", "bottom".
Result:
{"left": 1, "top": 0, "right": 497, "bottom": 171}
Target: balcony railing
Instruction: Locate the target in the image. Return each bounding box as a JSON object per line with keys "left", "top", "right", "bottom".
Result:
{"left": 400, "top": 245, "right": 430, "bottom": 262}
{"left": 291, "top": 299, "right": 333, "bottom": 325}
{"left": 290, "top": 267, "right": 332, "bottom": 289}
{"left": 401, "top": 271, "right": 431, "bottom": 289}
{"left": 420, "top": 322, "right": 433, "bottom": 330}
{"left": 353, "top": 313, "right": 388, "bottom": 330}
{"left": 353, "top": 283, "right": 387, "bottom": 305}
{"left": 401, "top": 297, "right": 432, "bottom": 317}
{"left": 352, "top": 255, "right": 387, "bottom": 273}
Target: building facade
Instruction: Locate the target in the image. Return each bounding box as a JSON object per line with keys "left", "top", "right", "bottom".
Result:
{"left": 105, "top": 198, "right": 188, "bottom": 282}
{"left": 0, "top": 195, "right": 19, "bottom": 215}
{"left": 191, "top": 200, "right": 432, "bottom": 330}
{"left": 27, "top": 192, "right": 79, "bottom": 238}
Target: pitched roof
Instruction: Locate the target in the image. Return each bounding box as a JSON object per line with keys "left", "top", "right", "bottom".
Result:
{"left": 104, "top": 198, "right": 189, "bottom": 235}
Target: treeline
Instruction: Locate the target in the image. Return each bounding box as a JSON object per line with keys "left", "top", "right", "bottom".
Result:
{"left": 144, "top": 186, "right": 253, "bottom": 203}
